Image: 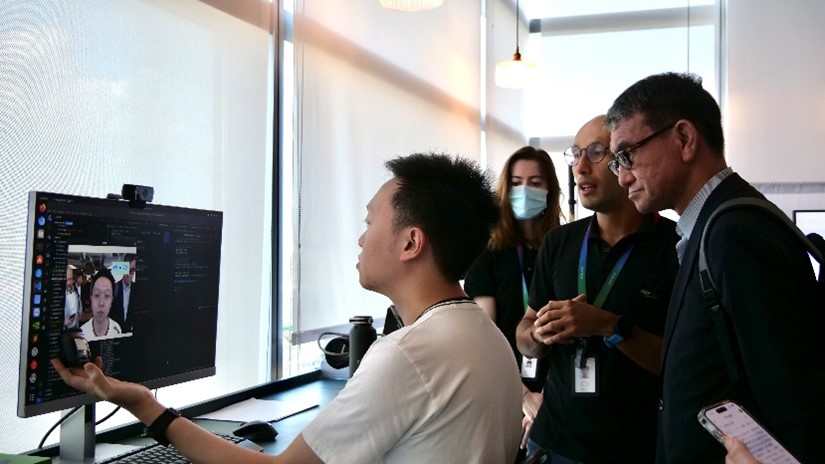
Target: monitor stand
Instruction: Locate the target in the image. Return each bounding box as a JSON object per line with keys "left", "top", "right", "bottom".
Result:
{"left": 52, "top": 404, "right": 138, "bottom": 463}
{"left": 55, "top": 404, "right": 95, "bottom": 462}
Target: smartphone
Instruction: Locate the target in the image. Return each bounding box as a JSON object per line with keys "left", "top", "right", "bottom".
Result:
{"left": 698, "top": 400, "right": 800, "bottom": 464}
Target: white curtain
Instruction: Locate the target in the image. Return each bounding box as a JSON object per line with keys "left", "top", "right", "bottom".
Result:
{"left": 0, "top": 0, "right": 272, "bottom": 452}
{"left": 287, "top": 0, "right": 525, "bottom": 347}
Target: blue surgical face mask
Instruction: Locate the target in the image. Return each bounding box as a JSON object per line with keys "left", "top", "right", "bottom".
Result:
{"left": 509, "top": 185, "right": 548, "bottom": 220}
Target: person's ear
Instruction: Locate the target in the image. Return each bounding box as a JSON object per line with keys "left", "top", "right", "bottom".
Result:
{"left": 674, "top": 119, "right": 699, "bottom": 163}
{"left": 399, "top": 227, "right": 426, "bottom": 262}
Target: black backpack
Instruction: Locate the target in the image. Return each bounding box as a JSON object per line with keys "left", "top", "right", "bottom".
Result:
{"left": 698, "top": 197, "right": 825, "bottom": 386}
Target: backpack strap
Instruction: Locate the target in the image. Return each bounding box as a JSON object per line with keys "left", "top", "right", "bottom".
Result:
{"left": 698, "top": 197, "right": 825, "bottom": 389}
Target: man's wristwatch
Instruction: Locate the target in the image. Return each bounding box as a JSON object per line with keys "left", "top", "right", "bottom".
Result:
{"left": 604, "top": 315, "right": 634, "bottom": 348}
{"left": 144, "top": 407, "right": 181, "bottom": 446}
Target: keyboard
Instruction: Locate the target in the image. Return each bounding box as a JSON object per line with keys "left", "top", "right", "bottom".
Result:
{"left": 99, "top": 431, "right": 264, "bottom": 463}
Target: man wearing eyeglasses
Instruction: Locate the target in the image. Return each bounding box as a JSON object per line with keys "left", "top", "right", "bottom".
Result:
{"left": 516, "top": 115, "right": 679, "bottom": 463}
{"left": 605, "top": 72, "right": 825, "bottom": 463}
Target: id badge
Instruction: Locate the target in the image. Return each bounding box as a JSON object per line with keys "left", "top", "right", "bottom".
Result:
{"left": 573, "top": 346, "right": 597, "bottom": 395}
{"left": 521, "top": 356, "right": 537, "bottom": 379}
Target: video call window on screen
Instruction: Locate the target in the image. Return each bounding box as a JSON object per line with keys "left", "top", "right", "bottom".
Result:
{"left": 18, "top": 191, "right": 224, "bottom": 418}
{"left": 63, "top": 246, "right": 138, "bottom": 341}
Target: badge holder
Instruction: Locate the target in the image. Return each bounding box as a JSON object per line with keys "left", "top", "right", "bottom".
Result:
{"left": 572, "top": 342, "right": 598, "bottom": 396}
{"left": 521, "top": 356, "right": 538, "bottom": 380}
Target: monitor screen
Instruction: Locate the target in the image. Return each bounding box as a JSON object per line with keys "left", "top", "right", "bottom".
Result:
{"left": 793, "top": 209, "right": 825, "bottom": 280}
{"left": 793, "top": 210, "right": 825, "bottom": 237}
{"left": 18, "top": 191, "right": 223, "bottom": 418}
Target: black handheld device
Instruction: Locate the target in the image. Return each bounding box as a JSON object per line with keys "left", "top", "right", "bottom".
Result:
{"left": 59, "top": 328, "right": 91, "bottom": 368}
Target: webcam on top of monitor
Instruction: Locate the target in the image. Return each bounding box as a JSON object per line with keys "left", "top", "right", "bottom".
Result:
{"left": 107, "top": 184, "right": 154, "bottom": 208}
{"left": 122, "top": 184, "right": 153, "bottom": 203}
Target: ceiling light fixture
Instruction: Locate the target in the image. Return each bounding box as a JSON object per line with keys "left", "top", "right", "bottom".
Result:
{"left": 495, "top": 0, "right": 536, "bottom": 89}
{"left": 379, "top": 0, "right": 443, "bottom": 12}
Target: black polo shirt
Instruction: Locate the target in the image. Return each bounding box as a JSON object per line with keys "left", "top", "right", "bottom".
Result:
{"left": 464, "top": 245, "right": 549, "bottom": 392}
{"left": 528, "top": 214, "right": 679, "bottom": 463}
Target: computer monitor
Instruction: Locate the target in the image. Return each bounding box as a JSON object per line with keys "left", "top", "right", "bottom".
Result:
{"left": 17, "top": 191, "right": 223, "bottom": 424}
{"left": 793, "top": 210, "right": 825, "bottom": 236}
{"left": 793, "top": 209, "right": 825, "bottom": 279}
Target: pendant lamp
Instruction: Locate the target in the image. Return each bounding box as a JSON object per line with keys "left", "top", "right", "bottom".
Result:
{"left": 380, "top": 0, "right": 443, "bottom": 11}
{"left": 495, "top": 0, "right": 536, "bottom": 88}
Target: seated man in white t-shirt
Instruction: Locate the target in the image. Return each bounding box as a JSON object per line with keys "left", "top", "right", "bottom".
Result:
{"left": 53, "top": 152, "right": 523, "bottom": 464}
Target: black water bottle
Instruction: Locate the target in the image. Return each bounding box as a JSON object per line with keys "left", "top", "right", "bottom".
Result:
{"left": 348, "top": 315, "right": 377, "bottom": 377}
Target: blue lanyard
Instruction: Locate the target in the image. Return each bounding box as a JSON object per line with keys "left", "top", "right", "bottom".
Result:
{"left": 516, "top": 244, "right": 529, "bottom": 311}
{"left": 577, "top": 223, "right": 636, "bottom": 308}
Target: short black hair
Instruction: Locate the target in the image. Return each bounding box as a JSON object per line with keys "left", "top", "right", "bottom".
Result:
{"left": 385, "top": 152, "right": 498, "bottom": 281}
{"left": 91, "top": 268, "right": 115, "bottom": 290}
{"left": 605, "top": 72, "right": 724, "bottom": 155}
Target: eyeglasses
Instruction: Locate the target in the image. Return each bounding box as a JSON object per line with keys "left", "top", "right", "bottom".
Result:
{"left": 608, "top": 122, "right": 677, "bottom": 175}
{"left": 563, "top": 142, "right": 610, "bottom": 167}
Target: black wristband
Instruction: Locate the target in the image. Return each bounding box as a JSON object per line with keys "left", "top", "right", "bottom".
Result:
{"left": 604, "top": 315, "right": 635, "bottom": 348}
{"left": 144, "top": 407, "right": 181, "bottom": 446}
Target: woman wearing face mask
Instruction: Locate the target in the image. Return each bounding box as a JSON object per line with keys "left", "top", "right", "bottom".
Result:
{"left": 464, "top": 146, "right": 563, "bottom": 456}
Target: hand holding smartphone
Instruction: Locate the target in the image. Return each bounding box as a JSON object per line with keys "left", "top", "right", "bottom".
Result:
{"left": 698, "top": 400, "right": 800, "bottom": 464}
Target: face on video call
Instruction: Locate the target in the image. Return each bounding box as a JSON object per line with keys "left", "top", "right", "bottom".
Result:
{"left": 122, "top": 260, "right": 136, "bottom": 286}
{"left": 65, "top": 266, "right": 74, "bottom": 292}
{"left": 91, "top": 276, "right": 113, "bottom": 323}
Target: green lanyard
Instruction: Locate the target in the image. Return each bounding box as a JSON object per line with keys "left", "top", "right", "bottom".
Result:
{"left": 516, "top": 244, "right": 529, "bottom": 311}
{"left": 577, "top": 223, "right": 636, "bottom": 309}
{"left": 576, "top": 223, "right": 635, "bottom": 368}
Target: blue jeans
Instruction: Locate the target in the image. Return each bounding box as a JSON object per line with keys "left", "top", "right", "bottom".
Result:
{"left": 526, "top": 438, "right": 545, "bottom": 460}
{"left": 525, "top": 439, "right": 583, "bottom": 464}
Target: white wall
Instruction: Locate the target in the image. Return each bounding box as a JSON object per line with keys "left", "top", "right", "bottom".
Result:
{"left": 725, "top": 0, "right": 825, "bottom": 213}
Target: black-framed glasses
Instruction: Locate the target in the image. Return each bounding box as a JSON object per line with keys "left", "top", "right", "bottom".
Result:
{"left": 564, "top": 142, "right": 610, "bottom": 167}
{"left": 608, "top": 122, "right": 677, "bottom": 175}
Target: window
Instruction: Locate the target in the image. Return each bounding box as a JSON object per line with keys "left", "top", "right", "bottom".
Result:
{"left": 280, "top": 1, "right": 487, "bottom": 378}
{"left": 0, "top": 0, "right": 273, "bottom": 453}
{"left": 522, "top": 0, "right": 719, "bottom": 219}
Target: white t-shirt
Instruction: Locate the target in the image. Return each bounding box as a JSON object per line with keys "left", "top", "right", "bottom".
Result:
{"left": 303, "top": 301, "right": 522, "bottom": 464}
{"left": 80, "top": 318, "right": 122, "bottom": 341}
{"left": 64, "top": 290, "right": 80, "bottom": 326}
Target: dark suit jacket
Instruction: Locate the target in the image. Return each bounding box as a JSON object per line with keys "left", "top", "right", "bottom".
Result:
{"left": 112, "top": 280, "right": 134, "bottom": 333}
{"left": 76, "top": 283, "right": 90, "bottom": 311}
{"left": 657, "top": 173, "right": 825, "bottom": 463}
